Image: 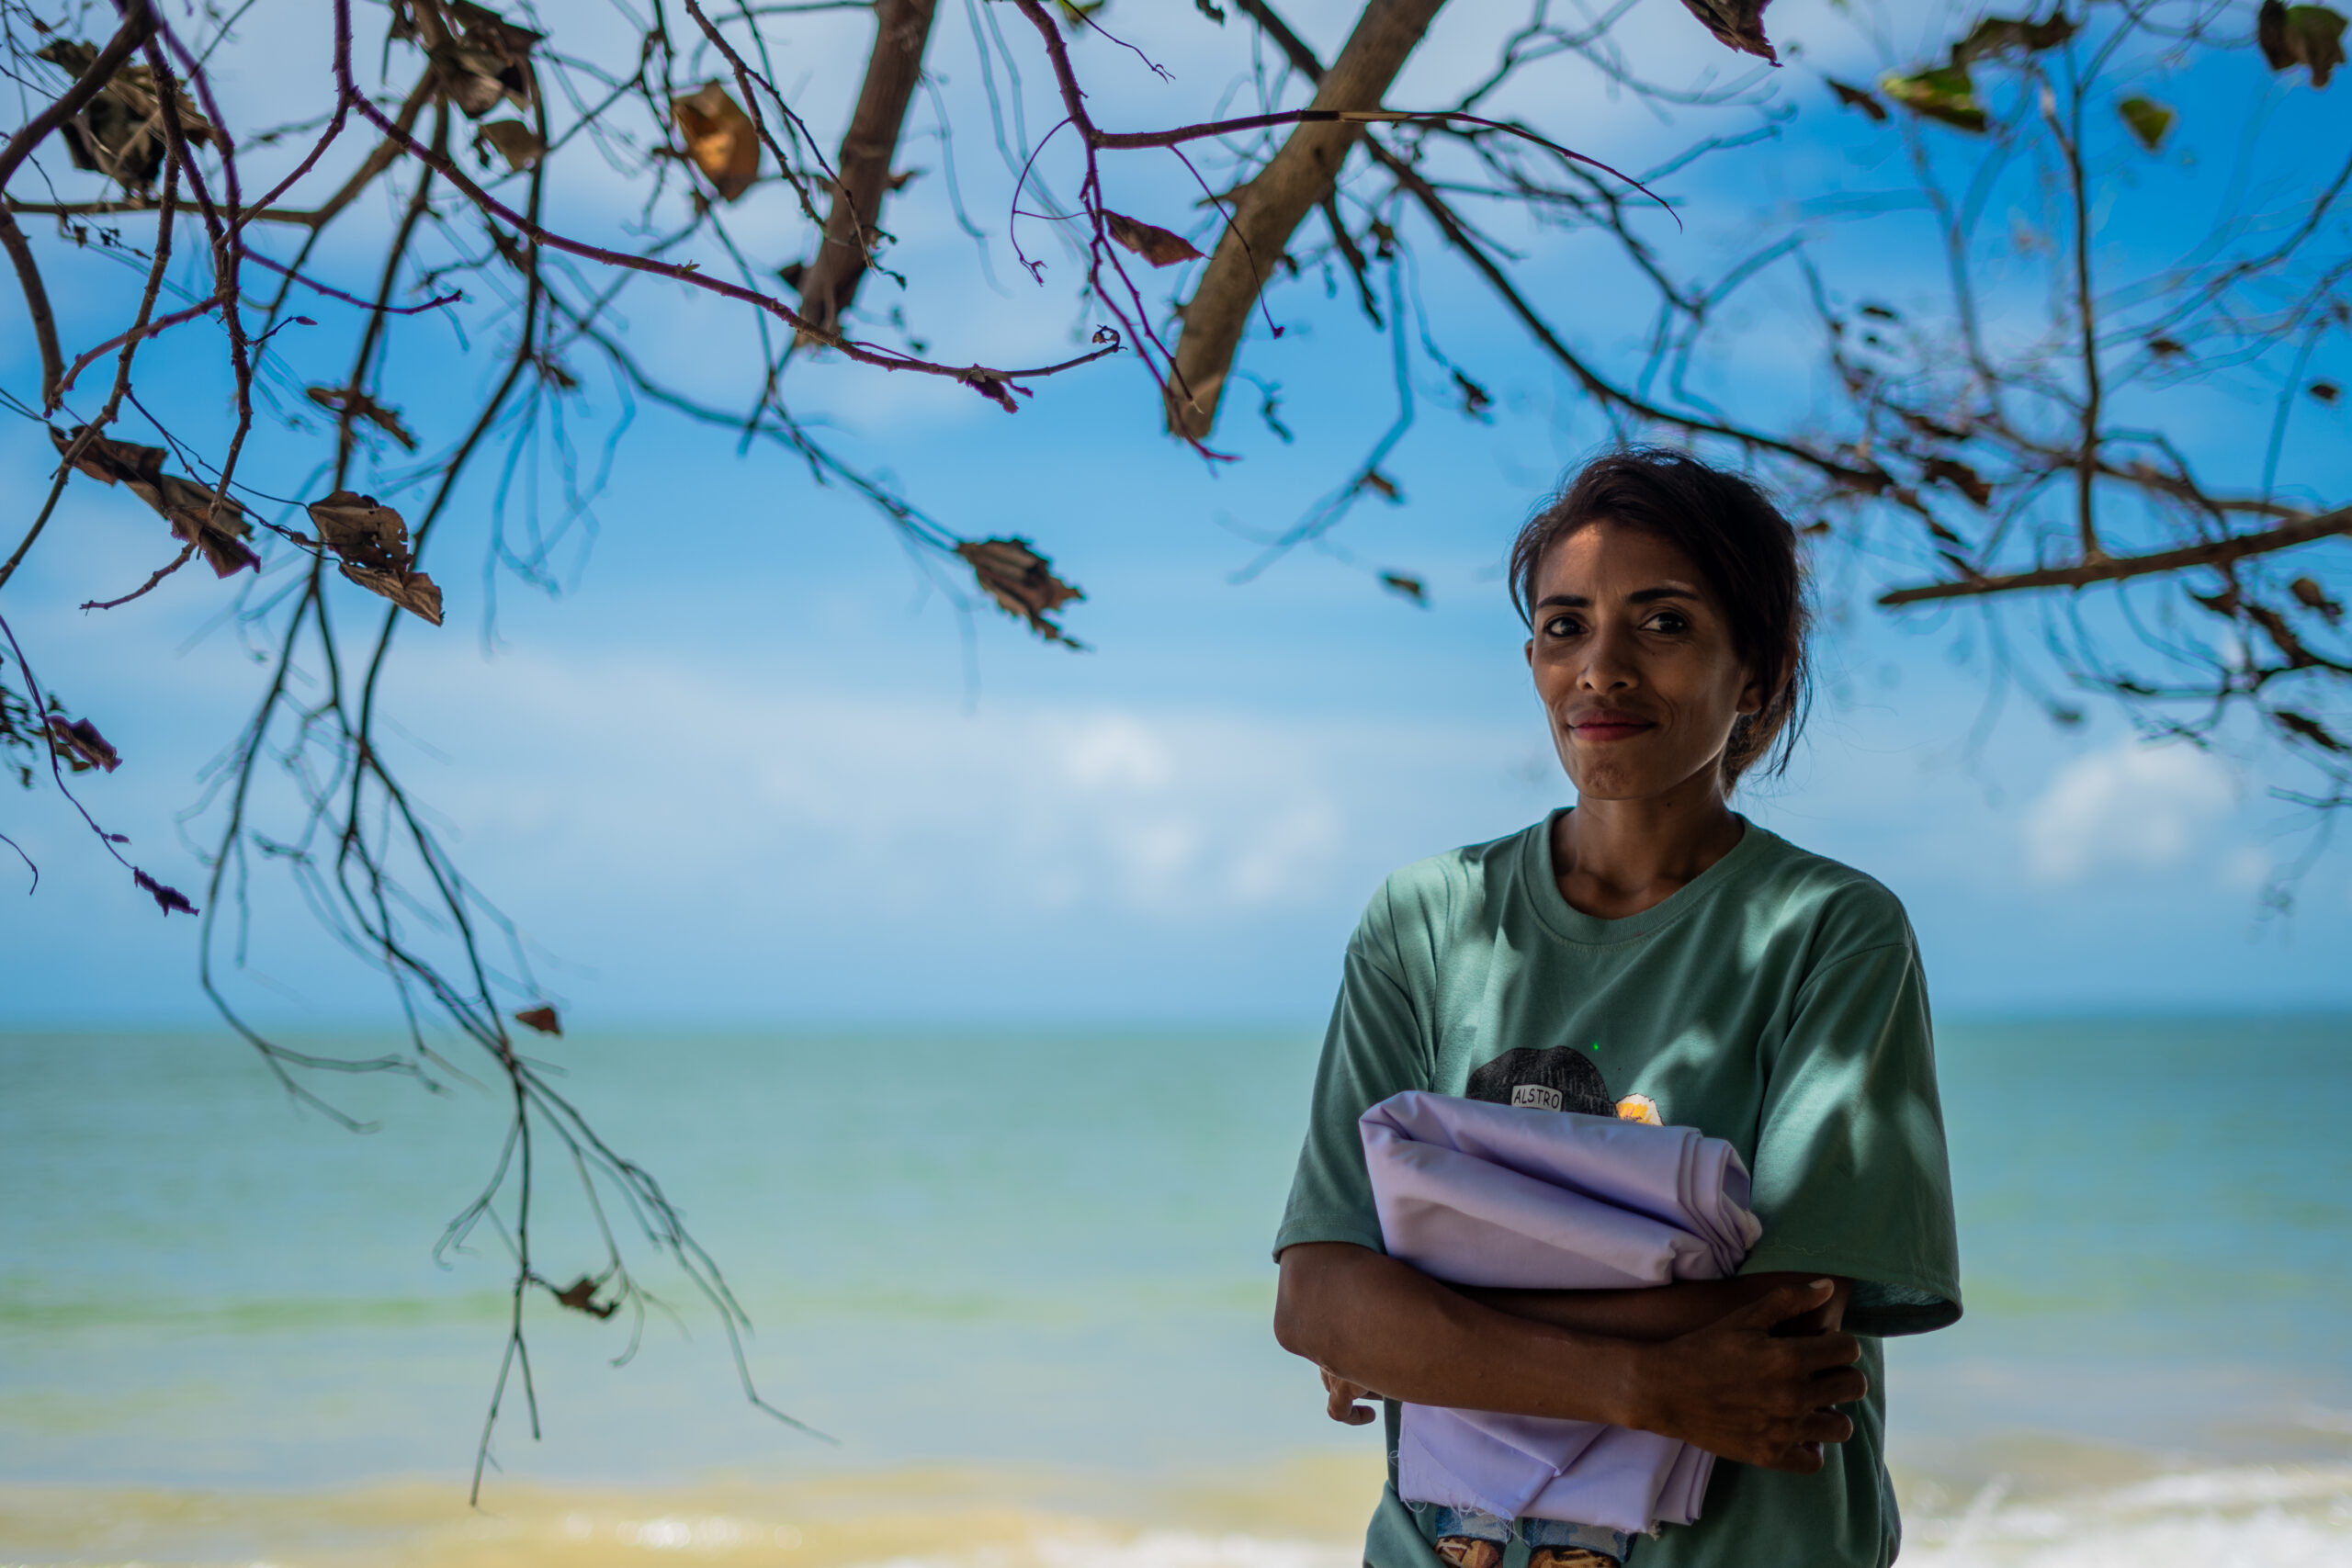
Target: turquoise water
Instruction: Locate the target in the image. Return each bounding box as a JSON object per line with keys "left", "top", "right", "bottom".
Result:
{"left": 4, "top": 1021, "right": 2351, "bottom": 1562}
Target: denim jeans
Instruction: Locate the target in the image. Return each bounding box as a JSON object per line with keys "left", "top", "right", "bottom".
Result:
{"left": 1429, "top": 1505, "right": 1632, "bottom": 1561}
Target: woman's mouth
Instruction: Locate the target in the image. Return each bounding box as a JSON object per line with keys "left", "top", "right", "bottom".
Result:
{"left": 1568, "top": 711, "right": 1655, "bottom": 742}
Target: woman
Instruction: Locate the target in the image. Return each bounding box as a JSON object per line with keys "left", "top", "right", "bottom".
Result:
{"left": 1272, "top": 449, "right": 1962, "bottom": 1568}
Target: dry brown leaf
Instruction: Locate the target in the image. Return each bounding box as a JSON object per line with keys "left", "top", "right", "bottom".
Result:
{"left": 2290, "top": 576, "right": 2346, "bottom": 624}
{"left": 514, "top": 1004, "right": 562, "bottom": 1035}
{"left": 1381, "top": 572, "right": 1428, "bottom": 605}
{"left": 50, "top": 424, "right": 164, "bottom": 489}
{"left": 339, "top": 563, "right": 446, "bottom": 626}
{"left": 430, "top": 0, "right": 541, "bottom": 118}
{"left": 306, "top": 385, "right": 418, "bottom": 451}
{"left": 1674, "top": 0, "right": 1777, "bottom": 61}
{"left": 475, "top": 118, "right": 544, "bottom": 173}
{"left": 2259, "top": 0, "right": 2347, "bottom": 87}
{"left": 956, "top": 537, "right": 1086, "bottom": 647}
{"left": 1948, "top": 13, "right": 2078, "bottom": 64}
{"left": 35, "top": 39, "right": 215, "bottom": 195}
{"left": 308, "top": 491, "right": 446, "bottom": 626}
{"left": 46, "top": 715, "right": 119, "bottom": 772}
{"left": 51, "top": 426, "right": 254, "bottom": 575}
{"left": 672, "top": 82, "right": 760, "bottom": 202}
{"left": 308, "top": 491, "right": 410, "bottom": 571}
{"left": 151, "top": 475, "right": 259, "bottom": 578}
{"left": 1827, "top": 78, "right": 1888, "bottom": 121}
{"left": 549, "top": 1275, "right": 618, "bottom": 1319}
{"left": 1882, "top": 64, "right": 1987, "bottom": 132}
{"left": 134, "top": 866, "right": 197, "bottom": 916}
{"left": 1359, "top": 469, "right": 1402, "bottom": 502}
{"left": 1103, "top": 210, "right": 1204, "bottom": 267}
{"left": 1921, "top": 457, "right": 1992, "bottom": 507}
{"left": 963, "top": 372, "right": 1028, "bottom": 412}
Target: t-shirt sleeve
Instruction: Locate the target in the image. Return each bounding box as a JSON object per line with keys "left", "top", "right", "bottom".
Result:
{"left": 1738, "top": 936, "right": 1963, "bottom": 1337}
{"left": 1272, "top": 919, "right": 1432, "bottom": 1260}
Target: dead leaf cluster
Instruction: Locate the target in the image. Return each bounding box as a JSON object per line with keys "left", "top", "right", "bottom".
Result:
{"left": 2259, "top": 0, "right": 2347, "bottom": 86}
{"left": 51, "top": 426, "right": 257, "bottom": 578}
{"left": 34, "top": 38, "right": 215, "bottom": 195}
{"left": 396, "top": 0, "right": 542, "bottom": 118}
{"left": 956, "top": 537, "right": 1085, "bottom": 647}
{"left": 306, "top": 491, "right": 445, "bottom": 626}
{"left": 1877, "top": 12, "right": 2080, "bottom": 136}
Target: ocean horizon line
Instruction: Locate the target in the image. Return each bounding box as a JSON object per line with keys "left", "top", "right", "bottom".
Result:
{"left": 9, "top": 1008, "right": 2352, "bottom": 1038}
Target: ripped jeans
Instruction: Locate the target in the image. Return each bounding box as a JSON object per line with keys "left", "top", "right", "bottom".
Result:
{"left": 1430, "top": 1505, "right": 1633, "bottom": 1562}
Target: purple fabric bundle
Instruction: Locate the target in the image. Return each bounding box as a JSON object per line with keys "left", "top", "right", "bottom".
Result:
{"left": 1359, "top": 1090, "right": 1762, "bottom": 1534}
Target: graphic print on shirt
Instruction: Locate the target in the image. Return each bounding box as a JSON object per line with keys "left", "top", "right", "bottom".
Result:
{"left": 1464, "top": 1044, "right": 1662, "bottom": 1124}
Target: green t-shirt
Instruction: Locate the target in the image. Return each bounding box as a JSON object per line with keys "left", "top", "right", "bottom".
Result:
{"left": 1275, "top": 812, "right": 1962, "bottom": 1568}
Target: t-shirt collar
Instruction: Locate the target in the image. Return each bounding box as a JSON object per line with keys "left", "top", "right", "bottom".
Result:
{"left": 1521, "top": 807, "right": 1770, "bottom": 946}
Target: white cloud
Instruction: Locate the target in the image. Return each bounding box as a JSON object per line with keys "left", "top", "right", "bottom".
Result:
{"left": 373, "top": 648, "right": 1507, "bottom": 928}
{"left": 2023, "top": 739, "right": 2236, "bottom": 883}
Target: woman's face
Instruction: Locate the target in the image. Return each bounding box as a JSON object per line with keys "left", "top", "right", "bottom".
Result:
{"left": 1525, "top": 521, "right": 1766, "bottom": 804}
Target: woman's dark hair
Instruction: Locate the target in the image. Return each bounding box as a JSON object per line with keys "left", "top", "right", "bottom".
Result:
{"left": 1509, "top": 447, "right": 1811, "bottom": 785}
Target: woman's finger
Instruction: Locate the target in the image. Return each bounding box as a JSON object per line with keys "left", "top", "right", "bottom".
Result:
{"left": 1764, "top": 1439, "right": 1828, "bottom": 1474}
{"left": 1720, "top": 1277, "right": 1835, "bottom": 1332}
{"left": 1785, "top": 1329, "right": 1863, "bottom": 1371}
{"left": 1809, "top": 1366, "right": 1871, "bottom": 1406}
{"left": 1797, "top": 1408, "right": 1856, "bottom": 1446}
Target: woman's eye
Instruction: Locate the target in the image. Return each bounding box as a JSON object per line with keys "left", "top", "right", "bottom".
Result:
{"left": 1544, "top": 615, "right": 1580, "bottom": 637}
{"left": 1645, "top": 611, "right": 1690, "bottom": 634}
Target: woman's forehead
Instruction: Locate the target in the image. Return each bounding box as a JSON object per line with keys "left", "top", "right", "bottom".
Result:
{"left": 1534, "top": 519, "right": 1708, "bottom": 594}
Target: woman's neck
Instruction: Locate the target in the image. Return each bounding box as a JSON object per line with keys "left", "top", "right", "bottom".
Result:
{"left": 1552, "top": 770, "right": 1744, "bottom": 921}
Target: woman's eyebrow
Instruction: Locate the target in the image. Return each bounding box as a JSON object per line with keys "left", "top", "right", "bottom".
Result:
{"left": 1534, "top": 584, "right": 1702, "bottom": 609}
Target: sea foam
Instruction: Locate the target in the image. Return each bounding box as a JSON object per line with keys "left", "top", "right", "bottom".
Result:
{"left": 1901, "top": 1463, "right": 2352, "bottom": 1568}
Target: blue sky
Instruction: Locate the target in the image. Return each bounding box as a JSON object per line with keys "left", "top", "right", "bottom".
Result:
{"left": 5, "top": 0, "right": 2349, "bottom": 1027}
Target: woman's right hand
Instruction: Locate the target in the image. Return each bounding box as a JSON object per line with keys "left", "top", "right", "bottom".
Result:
{"left": 1635, "top": 1278, "right": 1868, "bottom": 1472}
{"left": 1320, "top": 1365, "right": 1380, "bottom": 1426}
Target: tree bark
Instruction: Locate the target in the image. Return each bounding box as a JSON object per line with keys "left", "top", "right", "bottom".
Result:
{"left": 1165, "top": 0, "right": 1448, "bottom": 439}
{"left": 795, "top": 0, "right": 935, "bottom": 341}
{"left": 1878, "top": 506, "right": 2352, "bottom": 606}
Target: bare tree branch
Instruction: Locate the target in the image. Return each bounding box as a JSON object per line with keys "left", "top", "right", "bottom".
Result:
{"left": 792, "top": 0, "right": 935, "bottom": 337}
{"left": 1165, "top": 0, "right": 1449, "bottom": 438}
{"left": 1879, "top": 508, "right": 2352, "bottom": 606}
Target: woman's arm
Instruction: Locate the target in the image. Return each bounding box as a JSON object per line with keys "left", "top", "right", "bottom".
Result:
{"left": 1461, "top": 1271, "right": 1851, "bottom": 1343}
{"left": 1275, "top": 1242, "right": 1865, "bottom": 1472}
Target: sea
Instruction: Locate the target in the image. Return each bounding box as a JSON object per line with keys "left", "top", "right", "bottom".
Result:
{"left": 4, "top": 1019, "right": 2349, "bottom": 1567}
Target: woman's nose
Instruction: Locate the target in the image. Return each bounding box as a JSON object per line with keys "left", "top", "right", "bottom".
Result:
{"left": 1577, "top": 626, "right": 1638, "bottom": 691}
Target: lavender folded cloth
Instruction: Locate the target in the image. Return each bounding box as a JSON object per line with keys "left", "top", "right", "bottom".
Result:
{"left": 1359, "top": 1090, "right": 1763, "bottom": 1535}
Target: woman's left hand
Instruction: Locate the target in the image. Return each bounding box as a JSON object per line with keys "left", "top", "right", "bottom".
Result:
{"left": 1320, "top": 1366, "right": 1379, "bottom": 1426}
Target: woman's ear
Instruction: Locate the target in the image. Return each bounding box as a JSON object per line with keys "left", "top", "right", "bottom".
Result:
{"left": 1524, "top": 637, "right": 1535, "bottom": 668}
{"left": 1736, "top": 647, "right": 1787, "bottom": 717}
